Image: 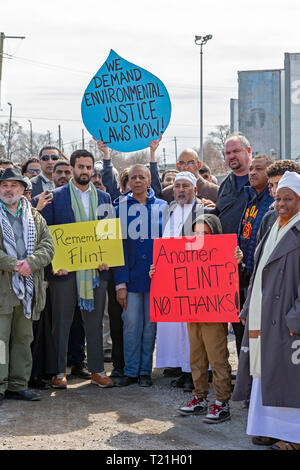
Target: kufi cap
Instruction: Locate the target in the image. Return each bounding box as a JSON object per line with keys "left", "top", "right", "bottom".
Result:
{"left": 174, "top": 171, "right": 197, "bottom": 187}
{"left": 94, "top": 160, "right": 103, "bottom": 169}
{"left": 277, "top": 171, "right": 300, "bottom": 197}
{"left": 93, "top": 160, "right": 103, "bottom": 175}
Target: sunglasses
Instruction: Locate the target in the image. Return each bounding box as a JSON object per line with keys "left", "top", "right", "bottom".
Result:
{"left": 27, "top": 169, "right": 41, "bottom": 174}
{"left": 40, "top": 155, "right": 60, "bottom": 161}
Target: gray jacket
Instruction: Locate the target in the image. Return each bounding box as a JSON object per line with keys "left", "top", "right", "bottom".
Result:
{"left": 232, "top": 219, "right": 300, "bottom": 408}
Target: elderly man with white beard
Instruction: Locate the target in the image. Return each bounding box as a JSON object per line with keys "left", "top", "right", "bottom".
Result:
{"left": 151, "top": 171, "right": 204, "bottom": 391}
{"left": 0, "top": 168, "right": 54, "bottom": 405}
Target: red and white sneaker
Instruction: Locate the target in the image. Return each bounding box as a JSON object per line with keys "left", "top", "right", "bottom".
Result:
{"left": 203, "top": 400, "right": 231, "bottom": 424}
{"left": 177, "top": 396, "right": 208, "bottom": 416}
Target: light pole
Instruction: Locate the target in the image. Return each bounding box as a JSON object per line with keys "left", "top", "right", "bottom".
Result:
{"left": 194, "top": 34, "right": 213, "bottom": 161}
{"left": 58, "top": 124, "right": 62, "bottom": 151}
{"left": 82, "top": 128, "right": 85, "bottom": 148}
{"left": 28, "top": 119, "right": 33, "bottom": 155}
{"left": 0, "top": 33, "right": 25, "bottom": 110}
{"left": 7, "top": 101, "right": 12, "bottom": 159}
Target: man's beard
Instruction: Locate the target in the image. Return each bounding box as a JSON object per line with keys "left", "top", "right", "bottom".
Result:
{"left": 55, "top": 178, "right": 68, "bottom": 188}
{"left": 176, "top": 195, "right": 194, "bottom": 206}
{"left": 0, "top": 194, "right": 22, "bottom": 205}
{"left": 228, "top": 159, "right": 241, "bottom": 170}
{"left": 74, "top": 174, "right": 91, "bottom": 186}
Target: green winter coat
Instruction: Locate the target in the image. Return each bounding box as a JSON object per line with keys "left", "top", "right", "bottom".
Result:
{"left": 0, "top": 206, "right": 54, "bottom": 320}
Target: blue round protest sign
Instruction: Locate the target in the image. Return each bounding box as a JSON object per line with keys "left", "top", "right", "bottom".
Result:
{"left": 81, "top": 50, "right": 172, "bottom": 152}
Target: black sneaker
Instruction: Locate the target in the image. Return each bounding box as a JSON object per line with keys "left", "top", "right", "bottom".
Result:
{"left": 163, "top": 367, "right": 182, "bottom": 377}
{"left": 5, "top": 389, "right": 41, "bottom": 401}
{"left": 178, "top": 396, "right": 208, "bottom": 416}
{"left": 71, "top": 362, "right": 91, "bottom": 380}
{"left": 182, "top": 374, "right": 194, "bottom": 392}
{"left": 113, "top": 375, "right": 138, "bottom": 387}
{"left": 171, "top": 373, "right": 188, "bottom": 388}
{"left": 138, "top": 375, "right": 152, "bottom": 387}
{"left": 203, "top": 400, "right": 231, "bottom": 424}
{"left": 28, "top": 377, "right": 51, "bottom": 390}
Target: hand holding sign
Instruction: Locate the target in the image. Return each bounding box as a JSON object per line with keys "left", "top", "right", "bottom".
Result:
{"left": 94, "top": 139, "right": 110, "bottom": 158}
{"left": 81, "top": 50, "right": 172, "bottom": 152}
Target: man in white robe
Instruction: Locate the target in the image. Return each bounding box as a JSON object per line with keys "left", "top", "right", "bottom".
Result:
{"left": 154, "top": 172, "right": 204, "bottom": 390}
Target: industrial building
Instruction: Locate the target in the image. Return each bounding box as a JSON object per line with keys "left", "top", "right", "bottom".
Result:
{"left": 230, "top": 53, "right": 300, "bottom": 161}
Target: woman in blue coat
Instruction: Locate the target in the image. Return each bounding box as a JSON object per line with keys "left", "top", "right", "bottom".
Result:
{"left": 113, "top": 164, "right": 167, "bottom": 387}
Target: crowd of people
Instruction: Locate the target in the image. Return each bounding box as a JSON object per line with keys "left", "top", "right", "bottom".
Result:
{"left": 0, "top": 132, "right": 299, "bottom": 451}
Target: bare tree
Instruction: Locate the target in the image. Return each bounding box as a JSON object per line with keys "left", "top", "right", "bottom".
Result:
{"left": 207, "top": 125, "right": 230, "bottom": 153}
{"left": 194, "top": 140, "right": 227, "bottom": 176}
{"left": 0, "top": 120, "right": 54, "bottom": 163}
{"left": 203, "top": 141, "right": 227, "bottom": 175}
{"left": 0, "top": 144, "right": 5, "bottom": 159}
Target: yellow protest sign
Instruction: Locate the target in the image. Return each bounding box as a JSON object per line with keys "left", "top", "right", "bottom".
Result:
{"left": 49, "top": 218, "right": 124, "bottom": 272}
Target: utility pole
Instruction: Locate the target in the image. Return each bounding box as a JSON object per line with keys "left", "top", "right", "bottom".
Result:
{"left": 47, "top": 130, "right": 51, "bottom": 145}
{"left": 194, "top": 34, "right": 213, "bottom": 161}
{"left": 0, "top": 32, "right": 25, "bottom": 109}
{"left": 163, "top": 147, "right": 166, "bottom": 170}
{"left": 58, "top": 125, "right": 62, "bottom": 152}
{"left": 28, "top": 119, "right": 33, "bottom": 155}
{"left": 174, "top": 136, "right": 178, "bottom": 162}
{"left": 81, "top": 129, "right": 85, "bottom": 148}
{"left": 7, "top": 102, "right": 12, "bottom": 159}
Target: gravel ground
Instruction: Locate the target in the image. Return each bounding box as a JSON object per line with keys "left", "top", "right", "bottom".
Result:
{"left": 0, "top": 333, "right": 258, "bottom": 451}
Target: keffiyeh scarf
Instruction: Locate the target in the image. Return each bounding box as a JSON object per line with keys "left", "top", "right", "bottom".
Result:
{"left": 0, "top": 196, "right": 36, "bottom": 318}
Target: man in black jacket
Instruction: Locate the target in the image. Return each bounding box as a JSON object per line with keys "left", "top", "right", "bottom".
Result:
{"left": 214, "top": 133, "right": 252, "bottom": 234}
{"left": 212, "top": 133, "right": 252, "bottom": 357}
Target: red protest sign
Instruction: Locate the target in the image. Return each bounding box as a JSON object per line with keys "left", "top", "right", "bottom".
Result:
{"left": 150, "top": 235, "right": 240, "bottom": 323}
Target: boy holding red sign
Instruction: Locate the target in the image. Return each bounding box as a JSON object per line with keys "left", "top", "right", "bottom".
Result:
{"left": 172, "top": 214, "right": 244, "bottom": 423}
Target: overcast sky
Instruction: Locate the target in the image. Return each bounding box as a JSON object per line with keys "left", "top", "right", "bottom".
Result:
{"left": 1, "top": 0, "right": 299, "bottom": 163}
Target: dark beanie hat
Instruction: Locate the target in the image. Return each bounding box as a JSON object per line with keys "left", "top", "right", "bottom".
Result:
{"left": 193, "top": 213, "right": 223, "bottom": 235}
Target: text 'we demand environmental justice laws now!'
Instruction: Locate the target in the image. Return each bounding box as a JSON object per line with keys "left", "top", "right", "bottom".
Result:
{"left": 81, "top": 50, "right": 171, "bottom": 152}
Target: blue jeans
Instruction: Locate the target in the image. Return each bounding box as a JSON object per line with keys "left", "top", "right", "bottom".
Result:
{"left": 122, "top": 292, "right": 156, "bottom": 377}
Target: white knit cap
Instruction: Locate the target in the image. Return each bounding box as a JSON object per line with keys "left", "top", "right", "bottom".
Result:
{"left": 174, "top": 171, "right": 197, "bottom": 187}
{"left": 277, "top": 171, "right": 300, "bottom": 197}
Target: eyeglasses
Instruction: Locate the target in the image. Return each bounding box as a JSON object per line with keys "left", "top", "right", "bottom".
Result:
{"left": 40, "top": 155, "right": 60, "bottom": 161}
{"left": 177, "top": 160, "right": 196, "bottom": 167}
{"left": 26, "top": 169, "right": 41, "bottom": 174}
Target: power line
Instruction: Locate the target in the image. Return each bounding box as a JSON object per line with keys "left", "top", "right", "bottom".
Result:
{"left": 1, "top": 52, "right": 89, "bottom": 76}
{"left": 1, "top": 52, "right": 236, "bottom": 92}
{"left": 0, "top": 114, "right": 82, "bottom": 122}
